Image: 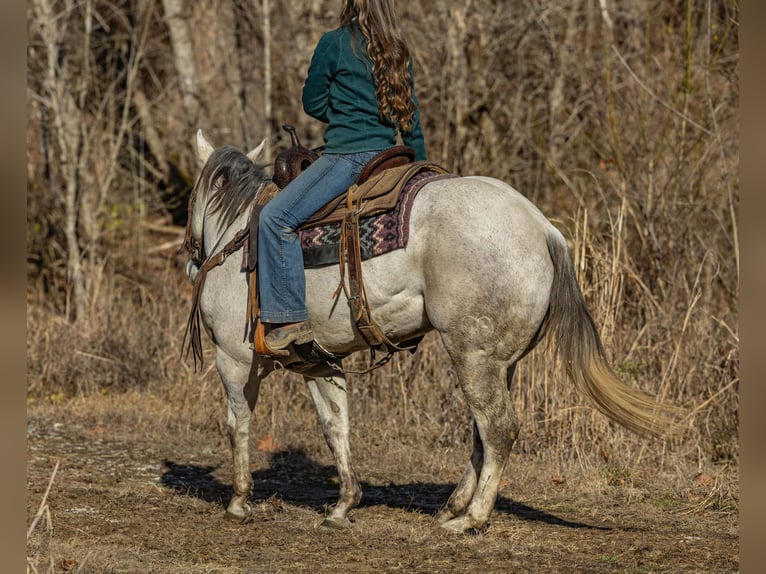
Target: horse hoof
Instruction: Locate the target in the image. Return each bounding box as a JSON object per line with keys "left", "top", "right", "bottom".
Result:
{"left": 440, "top": 516, "right": 468, "bottom": 533}
{"left": 439, "top": 516, "right": 486, "bottom": 534}
{"left": 434, "top": 508, "right": 455, "bottom": 525}
{"left": 317, "top": 515, "right": 352, "bottom": 530}
{"left": 224, "top": 502, "right": 252, "bottom": 522}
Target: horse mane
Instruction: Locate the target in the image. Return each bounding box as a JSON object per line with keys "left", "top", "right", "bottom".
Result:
{"left": 196, "top": 145, "right": 270, "bottom": 229}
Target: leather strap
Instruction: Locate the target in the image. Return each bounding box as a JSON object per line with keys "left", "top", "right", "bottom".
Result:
{"left": 182, "top": 226, "right": 250, "bottom": 369}
{"left": 341, "top": 185, "right": 418, "bottom": 356}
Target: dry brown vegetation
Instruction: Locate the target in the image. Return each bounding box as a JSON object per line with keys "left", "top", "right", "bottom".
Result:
{"left": 27, "top": 0, "right": 738, "bottom": 572}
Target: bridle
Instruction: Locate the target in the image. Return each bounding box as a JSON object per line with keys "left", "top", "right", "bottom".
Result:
{"left": 180, "top": 177, "right": 266, "bottom": 368}
{"left": 181, "top": 178, "right": 204, "bottom": 268}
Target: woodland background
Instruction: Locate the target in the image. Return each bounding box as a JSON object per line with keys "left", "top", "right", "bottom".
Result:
{"left": 27, "top": 0, "right": 738, "bottom": 476}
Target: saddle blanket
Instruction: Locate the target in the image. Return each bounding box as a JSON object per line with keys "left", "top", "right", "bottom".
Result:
{"left": 299, "top": 170, "right": 456, "bottom": 268}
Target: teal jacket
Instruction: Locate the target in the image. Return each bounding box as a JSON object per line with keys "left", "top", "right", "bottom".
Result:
{"left": 302, "top": 24, "right": 427, "bottom": 161}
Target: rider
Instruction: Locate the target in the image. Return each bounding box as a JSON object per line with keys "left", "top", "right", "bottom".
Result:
{"left": 258, "top": 0, "right": 427, "bottom": 351}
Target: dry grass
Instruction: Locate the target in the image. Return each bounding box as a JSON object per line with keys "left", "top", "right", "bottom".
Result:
{"left": 26, "top": 394, "right": 738, "bottom": 573}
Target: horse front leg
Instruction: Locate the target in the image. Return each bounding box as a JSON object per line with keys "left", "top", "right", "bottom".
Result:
{"left": 216, "top": 348, "right": 267, "bottom": 521}
{"left": 305, "top": 374, "right": 361, "bottom": 529}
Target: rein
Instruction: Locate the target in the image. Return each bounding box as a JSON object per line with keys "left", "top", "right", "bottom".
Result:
{"left": 181, "top": 225, "right": 250, "bottom": 369}
{"left": 180, "top": 177, "right": 264, "bottom": 369}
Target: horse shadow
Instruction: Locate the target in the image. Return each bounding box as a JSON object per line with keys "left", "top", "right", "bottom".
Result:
{"left": 160, "top": 448, "right": 611, "bottom": 531}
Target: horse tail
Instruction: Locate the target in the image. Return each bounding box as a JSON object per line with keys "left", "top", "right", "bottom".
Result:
{"left": 543, "top": 231, "right": 681, "bottom": 437}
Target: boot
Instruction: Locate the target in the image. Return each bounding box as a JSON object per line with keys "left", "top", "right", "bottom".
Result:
{"left": 264, "top": 321, "right": 313, "bottom": 350}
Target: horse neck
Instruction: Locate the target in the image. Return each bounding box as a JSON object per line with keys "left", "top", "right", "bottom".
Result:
{"left": 200, "top": 198, "right": 252, "bottom": 260}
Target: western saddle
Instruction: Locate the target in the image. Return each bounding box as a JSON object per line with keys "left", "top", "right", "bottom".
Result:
{"left": 247, "top": 125, "right": 449, "bottom": 361}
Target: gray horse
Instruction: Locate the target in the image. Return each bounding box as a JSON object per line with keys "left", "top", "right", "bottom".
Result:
{"left": 185, "top": 130, "right": 677, "bottom": 533}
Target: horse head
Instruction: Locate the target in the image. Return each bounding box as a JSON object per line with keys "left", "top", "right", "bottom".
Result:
{"left": 186, "top": 130, "right": 267, "bottom": 268}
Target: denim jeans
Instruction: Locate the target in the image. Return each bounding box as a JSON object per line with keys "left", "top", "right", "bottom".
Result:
{"left": 257, "top": 150, "right": 379, "bottom": 323}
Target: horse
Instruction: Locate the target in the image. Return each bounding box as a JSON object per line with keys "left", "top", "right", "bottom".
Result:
{"left": 183, "top": 130, "right": 678, "bottom": 533}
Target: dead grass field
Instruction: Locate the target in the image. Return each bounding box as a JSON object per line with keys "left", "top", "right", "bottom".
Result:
{"left": 27, "top": 382, "right": 738, "bottom": 574}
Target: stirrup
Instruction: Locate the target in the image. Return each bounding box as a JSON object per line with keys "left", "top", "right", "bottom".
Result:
{"left": 265, "top": 324, "right": 313, "bottom": 351}
{"left": 252, "top": 320, "right": 290, "bottom": 358}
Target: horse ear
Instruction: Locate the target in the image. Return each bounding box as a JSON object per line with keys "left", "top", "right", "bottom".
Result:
{"left": 195, "top": 129, "right": 215, "bottom": 165}
{"left": 246, "top": 139, "right": 266, "bottom": 164}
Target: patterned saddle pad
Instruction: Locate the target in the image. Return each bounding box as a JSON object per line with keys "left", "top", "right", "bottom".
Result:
{"left": 299, "top": 170, "right": 455, "bottom": 268}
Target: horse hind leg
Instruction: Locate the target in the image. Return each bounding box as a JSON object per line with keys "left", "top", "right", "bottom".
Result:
{"left": 305, "top": 375, "right": 361, "bottom": 530}
{"left": 435, "top": 422, "right": 482, "bottom": 525}
{"left": 441, "top": 356, "right": 520, "bottom": 533}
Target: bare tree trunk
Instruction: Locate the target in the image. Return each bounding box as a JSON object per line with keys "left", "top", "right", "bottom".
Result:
{"left": 134, "top": 89, "right": 169, "bottom": 181}
{"left": 547, "top": 1, "right": 580, "bottom": 168}
{"left": 161, "top": 0, "right": 200, "bottom": 125}
{"left": 213, "top": 0, "right": 249, "bottom": 147}
{"left": 443, "top": 4, "right": 469, "bottom": 171}
{"left": 32, "top": 0, "right": 87, "bottom": 321}
{"left": 261, "top": 0, "right": 273, "bottom": 162}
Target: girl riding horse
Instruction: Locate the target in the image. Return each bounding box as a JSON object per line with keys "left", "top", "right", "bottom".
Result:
{"left": 257, "top": 0, "right": 427, "bottom": 352}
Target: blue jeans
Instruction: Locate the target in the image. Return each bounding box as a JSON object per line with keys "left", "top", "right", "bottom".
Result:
{"left": 257, "top": 151, "right": 378, "bottom": 323}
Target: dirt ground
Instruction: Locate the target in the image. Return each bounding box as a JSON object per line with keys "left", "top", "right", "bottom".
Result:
{"left": 26, "top": 402, "right": 738, "bottom": 574}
